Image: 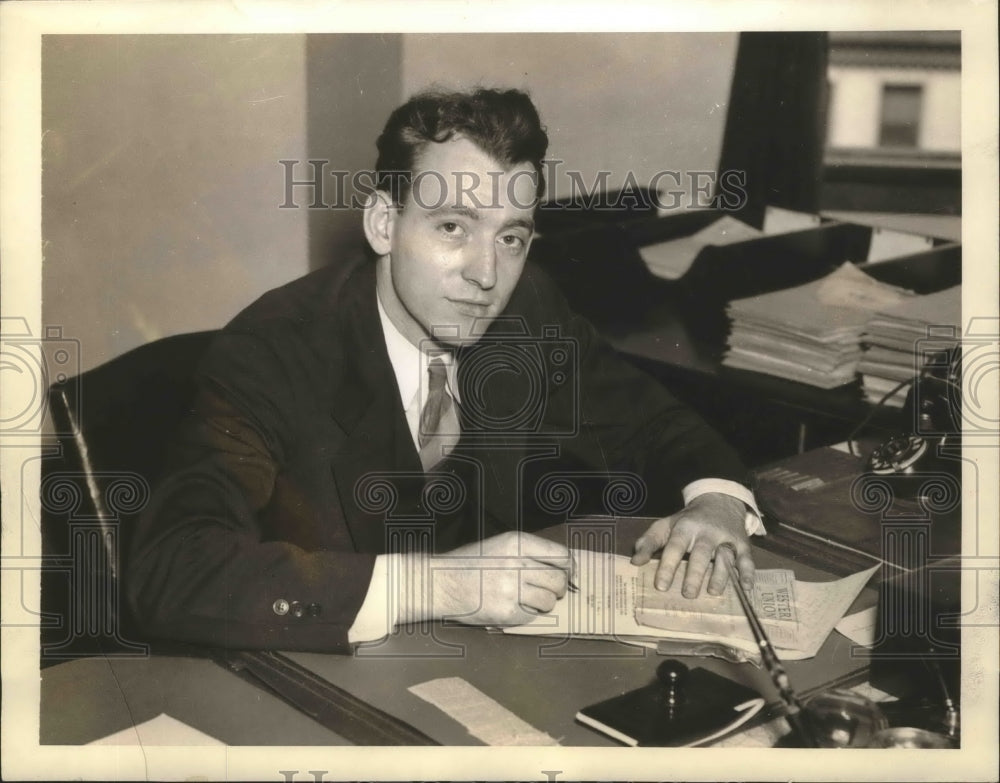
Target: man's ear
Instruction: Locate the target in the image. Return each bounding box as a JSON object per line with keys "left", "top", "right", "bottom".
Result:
{"left": 363, "top": 189, "right": 396, "bottom": 256}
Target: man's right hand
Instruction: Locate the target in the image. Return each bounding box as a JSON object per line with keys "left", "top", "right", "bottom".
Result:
{"left": 397, "top": 531, "right": 575, "bottom": 627}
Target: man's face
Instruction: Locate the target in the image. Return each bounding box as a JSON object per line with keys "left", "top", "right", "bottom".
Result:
{"left": 373, "top": 136, "right": 538, "bottom": 348}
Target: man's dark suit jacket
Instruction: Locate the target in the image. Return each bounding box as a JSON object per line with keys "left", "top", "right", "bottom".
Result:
{"left": 127, "top": 258, "right": 749, "bottom": 652}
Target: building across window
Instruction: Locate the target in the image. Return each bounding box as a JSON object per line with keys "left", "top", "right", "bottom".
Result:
{"left": 879, "top": 84, "right": 923, "bottom": 148}
{"left": 820, "top": 31, "right": 960, "bottom": 215}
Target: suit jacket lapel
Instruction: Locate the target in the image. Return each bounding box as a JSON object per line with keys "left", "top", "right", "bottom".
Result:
{"left": 326, "top": 263, "right": 423, "bottom": 553}
{"left": 454, "top": 341, "right": 540, "bottom": 535}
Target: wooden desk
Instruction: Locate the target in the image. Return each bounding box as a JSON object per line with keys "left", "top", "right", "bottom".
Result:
{"left": 40, "top": 649, "right": 350, "bottom": 745}
{"left": 606, "top": 292, "right": 903, "bottom": 464}
{"left": 40, "top": 519, "right": 879, "bottom": 747}
{"left": 530, "top": 213, "right": 960, "bottom": 466}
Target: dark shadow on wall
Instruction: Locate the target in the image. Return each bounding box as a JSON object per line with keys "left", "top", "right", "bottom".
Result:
{"left": 305, "top": 34, "right": 403, "bottom": 271}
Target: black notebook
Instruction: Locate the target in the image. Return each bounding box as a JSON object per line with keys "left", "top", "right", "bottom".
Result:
{"left": 576, "top": 667, "right": 766, "bottom": 747}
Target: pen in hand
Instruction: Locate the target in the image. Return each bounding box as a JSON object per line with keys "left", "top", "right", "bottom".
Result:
{"left": 526, "top": 550, "right": 578, "bottom": 594}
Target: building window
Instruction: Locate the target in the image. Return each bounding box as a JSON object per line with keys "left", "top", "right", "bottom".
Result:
{"left": 878, "top": 84, "right": 923, "bottom": 148}
{"left": 820, "top": 33, "right": 958, "bottom": 214}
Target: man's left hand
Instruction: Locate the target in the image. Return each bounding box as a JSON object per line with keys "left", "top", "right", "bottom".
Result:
{"left": 630, "top": 492, "right": 754, "bottom": 598}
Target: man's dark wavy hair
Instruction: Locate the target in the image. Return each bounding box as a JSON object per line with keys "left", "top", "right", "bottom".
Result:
{"left": 374, "top": 87, "right": 549, "bottom": 206}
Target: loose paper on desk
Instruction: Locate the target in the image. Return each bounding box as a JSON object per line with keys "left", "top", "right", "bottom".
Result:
{"left": 762, "top": 205, "right": 822, "bottom": 235}
{"left": 835, "top": 606, "right": 878, "bottom": 648}
{"left": 815, "top": 261, "right": 916, "bottom": 312}
{"left": 502, "top": 549, "right": 878, "bottom": 663}
{"left": 409, "top": 677, "right": 559, "bottom": 746}
{"left": 866, "top": 226, "right": 934, "bottom": 263}
{"left": 638, "top": 215, "right": 762, "bottom": 280}
{"left": 88, "top": 713, "right": 225, "bottom": 746}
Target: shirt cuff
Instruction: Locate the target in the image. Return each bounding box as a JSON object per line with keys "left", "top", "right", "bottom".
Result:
{"left": 681, "top": 478, "right": 765, "bottom": 536}
{"left": 347, "top": 554, "right": 399, "bottom": 644}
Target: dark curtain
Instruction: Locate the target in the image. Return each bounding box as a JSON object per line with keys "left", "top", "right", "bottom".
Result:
{"left": 714, "top": 32, "right": 829, "bottom": 227}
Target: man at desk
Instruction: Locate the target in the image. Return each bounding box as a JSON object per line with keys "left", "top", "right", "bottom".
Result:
{"left": 128, "top": 87, "right": 763, "bottom": 652}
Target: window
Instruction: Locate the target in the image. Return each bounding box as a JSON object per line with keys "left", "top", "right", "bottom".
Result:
{"left": 879, "top": 84, "right": 922, "bottom": 148}
{"left": 820, "top": 32, "right": 959, "bottom": 215}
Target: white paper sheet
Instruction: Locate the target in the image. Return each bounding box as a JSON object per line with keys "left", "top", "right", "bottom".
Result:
{"left": 835, "top": 605, "right": 879, "bottom": 647}
{"left": 639, "top": 215, "right": 761, "bottom": 279}
{"left": 762, "top": 205, "right": 822, "bottom": 234}
{"left": 866, "top": 226, "right": 935, "bottom": 263}
{"left": 503, "top": 549, "right": 879, "bottom": 662}
{"left": 87, "top": 713, "right": 225, "bottom": 746}
{"left": 408, "top": 677, "right": 559, "bottom": 746}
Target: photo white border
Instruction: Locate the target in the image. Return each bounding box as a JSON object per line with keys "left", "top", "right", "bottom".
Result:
{"left": 2, "top": 1, "right": 997, "bottom": 780}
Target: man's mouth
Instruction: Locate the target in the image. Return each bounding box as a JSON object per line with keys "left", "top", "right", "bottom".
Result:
{"left": 448, "top": 298, "right": 493, "bottom": 317}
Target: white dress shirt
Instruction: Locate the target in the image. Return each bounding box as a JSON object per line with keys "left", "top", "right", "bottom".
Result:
{"left": 378, "top": 297, "right": 461, "bottom": 449}
{"left": 347, "top": 292, "right": 763, "bottom": 643}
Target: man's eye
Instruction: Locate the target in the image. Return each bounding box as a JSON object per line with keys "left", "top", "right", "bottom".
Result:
{"left": 439, "top": 222, "right": 464, "bottom": 236}
{"left": 499, "top": 234, "right": 526, "bottom": 250}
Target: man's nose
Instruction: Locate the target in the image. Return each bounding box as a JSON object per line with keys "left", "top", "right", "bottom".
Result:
{"left": 462, "top": 238, "right": 497, "bottom": 290}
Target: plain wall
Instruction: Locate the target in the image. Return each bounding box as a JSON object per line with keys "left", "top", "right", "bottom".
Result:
{"left": 401, "top": 33, "right": 739, "bottom": 204}
{"left": 42, "top": 35, "right": 312, "bottom": 371}
{"left": 42, "top": 33, "right": 736, "bottom": 372}
{"left": 305, "top": 34, "right": 403, "bottom": 269}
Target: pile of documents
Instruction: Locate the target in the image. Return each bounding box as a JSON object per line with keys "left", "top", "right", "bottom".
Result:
{"left": 503, "top": 549, "right": 878, "bottom": 663}
{"left": 722, "top": 263, "right": 915, "bottom": 388}
{"left": 859, "top": 285, "right": 962, "bottom": 407}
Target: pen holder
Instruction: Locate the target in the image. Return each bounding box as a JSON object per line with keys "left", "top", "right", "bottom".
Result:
{"left": 798, "top": 689, "right": 888, "bottom": 748}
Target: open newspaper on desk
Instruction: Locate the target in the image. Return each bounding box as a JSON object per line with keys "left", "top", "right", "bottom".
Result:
{"left": 502, "top": 549, "right": 878, "bottom": 664}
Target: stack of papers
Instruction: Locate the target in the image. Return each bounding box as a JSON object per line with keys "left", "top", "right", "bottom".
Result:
{"left": 638, "top": 215, "right": 762, "bottom": 280}
{"left": 722, "top": 263, "right": 915, "bottom": 388}
{"left": 859, "top": 285, "right": 961, "bottom": 406}
{"left": 502, "top": 549, "right": 878, "bottom": 664}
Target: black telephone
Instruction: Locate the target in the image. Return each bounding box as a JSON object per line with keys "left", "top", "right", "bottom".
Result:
{"left": 866, "top": 346, "right": 962, "bottom": 489}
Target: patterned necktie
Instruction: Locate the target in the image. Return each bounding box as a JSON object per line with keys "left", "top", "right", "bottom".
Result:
{"left": 418, "top": 358, "right": 460, "bottom": 471}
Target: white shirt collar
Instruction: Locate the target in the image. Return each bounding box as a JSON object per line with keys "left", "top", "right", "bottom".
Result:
{"left": 376, "top": 289, "right": 459, "bottom": 416}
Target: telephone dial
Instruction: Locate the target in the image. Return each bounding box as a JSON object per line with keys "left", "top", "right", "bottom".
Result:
{"left": 866, "top": 346, "right": 961, "bottom": 491}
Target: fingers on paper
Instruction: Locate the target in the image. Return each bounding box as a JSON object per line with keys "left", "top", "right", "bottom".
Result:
{"left": 734, "top": 543, "right": 756, "bottom": 591}
{"left": 706, "top": 549, "right": 732, "bottom": 596}
{"left": 653, "top": 533, "right": 689, "bottom": 593}
{"left": 630, "top": 516, "right": 675, "bottom": 566}
{"left": 680, "top": 540, "right": 717, "bottom": 597}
